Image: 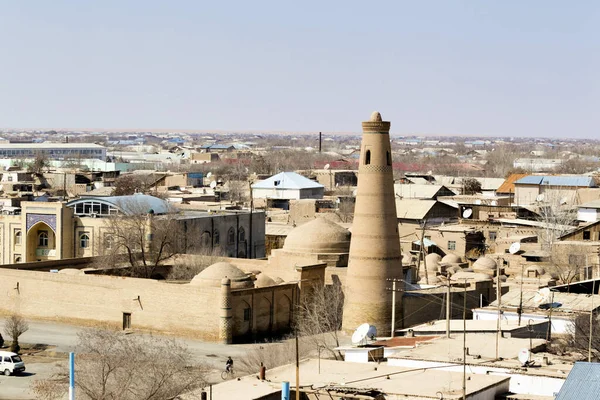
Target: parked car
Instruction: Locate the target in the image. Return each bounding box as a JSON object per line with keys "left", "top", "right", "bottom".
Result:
{"left": 0, "top": 351, "right": 25, "bottom": 376}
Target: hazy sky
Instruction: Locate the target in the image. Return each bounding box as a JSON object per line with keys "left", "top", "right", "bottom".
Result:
{"left": 0, "top": 1, "right": 597, "bottom": 137}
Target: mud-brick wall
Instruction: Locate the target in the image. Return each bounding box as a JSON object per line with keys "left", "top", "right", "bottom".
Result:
{"left": 0, "top": 268, "right": 221, "bottom": 340}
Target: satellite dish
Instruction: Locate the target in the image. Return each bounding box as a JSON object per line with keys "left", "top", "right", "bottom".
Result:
{"left": 509, "top": 242, "right": 521, "bottom": 254}
{"left": 474, "top": 199, "right": 482, "bottom": 205}
{"left": 209, "top": 181, "right": 217, "bottom": 189}
{"left": 560, "top": 197, "right": 568, "bottom": 205}
{"left": 536, "top": 194, "right": 545, "bottom": 202}
{"left": 462, "top": 208, "right": 473, "bottom": 219}
{"left": 351, "top": 323, "right": 370, "bottom": 345}
{"left": 324, "top": 163, "right": 330, "bottom": 170}
{"left": 367, "top": 325, "right": 377, "bottom": 340}
{"left": 533, "top": 288, "right": 551, "bottom": 305}
{"left": 491, "top": 200, "right": 498, "bottom": 206}
{"left": 518, "top": 348, "right": 530, "bottom": 366}
{"left": 206, "top": 172, "right": 212, "bottom": 178}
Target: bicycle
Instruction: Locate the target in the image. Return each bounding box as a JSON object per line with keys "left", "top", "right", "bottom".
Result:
{"left": 221, "top": 367, "right": 235, "bottom": 380}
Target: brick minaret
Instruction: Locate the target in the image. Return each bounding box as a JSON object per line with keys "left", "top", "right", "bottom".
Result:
{"left": 342, "top": 111, "right": 403, "bottom": 336}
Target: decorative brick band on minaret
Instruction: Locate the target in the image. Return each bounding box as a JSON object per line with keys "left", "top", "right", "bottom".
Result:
{"left": 219, "top": 278, "right": 233, "bottom": 344}
{"left": 342, "top": 111, "right": 403, "bottom": 336}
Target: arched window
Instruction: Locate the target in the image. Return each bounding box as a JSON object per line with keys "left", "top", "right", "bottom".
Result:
{"left": 365, "top": 150, "right": 371, "bottom": 165}
{"left": 386, "top": 151, "right": 391, "bottom": 166}
{"left": 201, "top": 231, "right": 211, "bottom": 247}
{"left": 80, "top": 233, "right": 90, "bottom": 248}
{"left": 238, "top": 227, "right": 246, "bottom": 242}
{"left": 214, "top": 230, "right": 220, "bottom": 245}
{"left": 104, "top": 235, "right": 113, "bottom": 249}
{"left": 38, "top": 231, "right": 49, "bottom": 247}
{"left": 14, "top": 256, "right": 21, "bottom": 263}
{"left": 228, "top": 228, "right": 235, "bottom": 245}
{"left": 14, "top": 230, "right": 21, "bottom": 245}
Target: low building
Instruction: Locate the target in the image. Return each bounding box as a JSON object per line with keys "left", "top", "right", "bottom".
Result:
{"left": 556, "top": 362, "right": 600, "bottom": 400}
{"left": 0, "top": 194, "right": 265, "bottom": 263}
{"left": 207, "top": 358, "right": 511, "bottom": 399}
{"left": 252, "top": 171, "right": 324, "bottom": 209}
{"left": 0, "top": 143, "right": 106, "bottom": 160}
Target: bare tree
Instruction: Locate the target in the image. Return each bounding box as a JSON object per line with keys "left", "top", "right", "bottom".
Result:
{"left": 462, "top": 178, "right": 482, "bottom": 195}
{"left": 102, "top": 200, "right": 185, "bottom": 279}
{"left": 28, "top": 151, "right": 50, "bottom": 175}
{"left": 167, "top": 249, "right": 226, "bottom": 281}
{"left": 3, "top": 314, "right": 29, "bottom": 353}
{"left": 567, "top": 313, "right": 600, "bottom": 361}
{"left": 32, "top": 329, "right": 207, "bottom": 400}
{"left": 537, "top": 190, "right": 579, "bottom": 284}
{"left": 296, "top": 281, "right": 345, "bottom": 360}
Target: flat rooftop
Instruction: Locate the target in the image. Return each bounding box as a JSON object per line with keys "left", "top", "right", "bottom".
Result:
{"left": 0, "top": 143, "right": 105, "bottom": 149}
{"left": 400, "top": 319, "right": 548, "bottom": 334}
{"left": 203, "top": 358, "right": 509, "bottom": 399}
{"left": 387, "top": 333, "right": 572, "bottom": 378}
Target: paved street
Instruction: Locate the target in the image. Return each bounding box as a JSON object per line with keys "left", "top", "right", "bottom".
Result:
{"left": 0, "top": 318, "right": 255, "bottom": 399}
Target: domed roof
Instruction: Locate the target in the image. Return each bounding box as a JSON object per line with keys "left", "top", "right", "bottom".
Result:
{"left": 473, "top": 257, "right": 497, "bottom": 270}
{"left": 441, "top": 254, "right": 462, "bottom": 264}
{"left": 283, "top": 218, "right": 350, "bottom": 254}
{"left": 425, "top": 253, "right": 442, "bottom": 266}
{"left": 190, "top": 262, "right": 253, "bottom": 289}
{"left": 255, "top": 273, "right": 276, "bottom": 288}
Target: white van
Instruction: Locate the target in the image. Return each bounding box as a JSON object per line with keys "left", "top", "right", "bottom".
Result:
{"left": 0, "top": 351, "right": 25, "bottom": 376}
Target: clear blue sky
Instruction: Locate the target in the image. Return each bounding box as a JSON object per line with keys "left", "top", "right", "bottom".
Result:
{"left": 0, "top": 1, "right": 597, "bottom": 137}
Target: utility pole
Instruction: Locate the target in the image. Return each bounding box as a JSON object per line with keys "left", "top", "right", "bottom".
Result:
{"left": 391, "top": 280, "right": 396, "bottom": 338}
{"left": 518, "top": 262, "right": 524, "bottom": 326}
{"left": 590, "top": 280, "right": 596, "bottom": 362}
{"left": 387, "top": 278, "right": 402, "bottom": 338}
{"left": 420, "top": 221, "right": 429, "bottom": 284}
{"left": 446, "top": 278, "right": 451, "bottom": 338}
{"left": 547, "top": 292, "right": 554, "bottom": 342}
{"left": 462, "top": 279, "right": 467, "bottom": 400}
{"left": 496, "top": 259, "right": 502, "bottom": 360}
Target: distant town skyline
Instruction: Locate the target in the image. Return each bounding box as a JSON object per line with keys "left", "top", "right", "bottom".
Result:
{"left": 1, "top": 1, "right": 597, "bottom": 138}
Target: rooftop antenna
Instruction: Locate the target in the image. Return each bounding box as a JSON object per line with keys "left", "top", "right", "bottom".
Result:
{"left": 351, "top": 323, "right": 370, "bottom": 346}
{"left": 509, "top": 242, "right": 521, "bottom": 255}
{"left": 319, "top": 132, "right": 322, "bottom": 153}
{"left": 518, "top": 348, "right": 531, "bottom": 367}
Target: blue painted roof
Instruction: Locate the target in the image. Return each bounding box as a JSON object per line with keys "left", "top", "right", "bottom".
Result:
{"left": 515, "top": 175, "right": 594, "bottom": 187}
{"left": 556, "top": 362, "right": 600, "bottom": 400}
{"left": 252, "top": 172, "right": 324, "bottom": 190}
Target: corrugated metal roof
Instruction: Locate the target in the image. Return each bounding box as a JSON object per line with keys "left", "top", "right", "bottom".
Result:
{"left": 396, "top": 199, "right": 436, "bottom": 219}
{"left": 252, "top": 172, "right": 324, "bottom": 190}
{"left": 490, "top": 290, "right": 600, "bottom": 313}
{"left": 497, "top": 173, "right": 528, "bottom": 194}
{"left": 394, "top": 184, "right": 453, "bottom": 199}
{"left": 515, "top": 175, "right": 594, "bottom": 187}
{"left": 556, "top": 362, "right": 600, "bottom": 400}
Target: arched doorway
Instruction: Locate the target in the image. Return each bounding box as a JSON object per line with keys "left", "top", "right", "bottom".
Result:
{"left": 275, "top": 294, "right": 292, "bottom": 332}
{"left": 26, "top": 222, "right": 57, "bottom": 262}
{"left": 255, "top": 296, "right": 272, "bottom": 334}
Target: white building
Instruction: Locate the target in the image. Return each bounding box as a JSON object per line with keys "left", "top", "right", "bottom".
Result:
{"left": 0, "top": 143, "right": 106, "bottom": 160}
{"left": 251, "top": 172, "right": 324, "bottom": 201}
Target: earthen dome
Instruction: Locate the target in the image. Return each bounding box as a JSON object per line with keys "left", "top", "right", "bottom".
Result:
{"left": 425, "top": 253, "right": 442, "bottom": 266}
{"left": 255, "top": 273, "right": 277, "bottom": 288}
{"left": 283, "top": 218, "right": 350, "bottom": 254}
{"left": 190, "top": 262, "right": 253, "bottom": 289}
{"left": 473, "top": 257, "right": 497, "bottom": 270}
{"left": 441, "top": 254, "right": 462, "bottom": 264}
